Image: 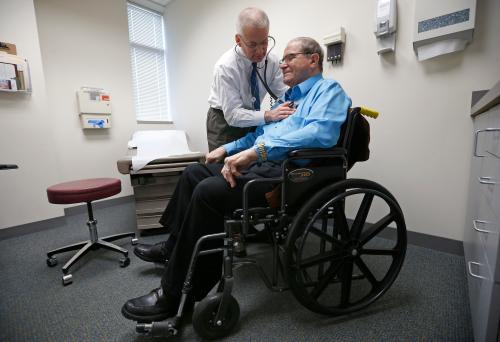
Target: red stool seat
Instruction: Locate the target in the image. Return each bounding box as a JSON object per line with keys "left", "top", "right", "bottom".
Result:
{"left": 47, "top": 178, "right": 121, "bottom": 204}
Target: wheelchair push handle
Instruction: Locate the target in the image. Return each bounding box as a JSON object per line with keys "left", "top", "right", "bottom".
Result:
{"left": 359, "top": 106, "right": 379, "bottom": 119}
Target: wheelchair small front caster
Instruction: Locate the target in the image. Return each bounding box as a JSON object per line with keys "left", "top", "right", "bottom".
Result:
{"left": 62, "top": 274, "right": 73, "bottom": 286}
{"left": 193, "top": 293, "right": 240, "bottom": 340}
{"left": 120, "top": 257, "right": 130, "bottom": 267}
{"left": 131, "top": 237, "right": 139, "bottom": 245}
{"left": 46, "top": 257, "right": 57, "bottom": 267}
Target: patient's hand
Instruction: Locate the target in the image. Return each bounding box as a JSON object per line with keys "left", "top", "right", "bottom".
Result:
{"left": 222, "top": 148, "right": 258, "bottom": 188}
{"left": 264, "top": 102, "right": 295, "bottom": 123}
{"left": 205, "top": 146, "right": 226, "bottom": 164}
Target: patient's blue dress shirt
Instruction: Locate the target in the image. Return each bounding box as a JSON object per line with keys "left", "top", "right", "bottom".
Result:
{"left": 223, "top": 73, "right": 352, "bottom": 162}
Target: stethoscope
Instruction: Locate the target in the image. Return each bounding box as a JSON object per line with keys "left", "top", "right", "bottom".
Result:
{"left": 234, "top": 36, "right": 284, "bottom": 105}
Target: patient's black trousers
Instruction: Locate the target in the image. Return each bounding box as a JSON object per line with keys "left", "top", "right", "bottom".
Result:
{"left": 160, "top": 162, "right": 280, "bottom": 300}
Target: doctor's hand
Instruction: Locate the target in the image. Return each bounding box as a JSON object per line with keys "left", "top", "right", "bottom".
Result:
{"left": 205, "top": 146, "right": 227, "bottom": 164}
{"left": 264, "top": 102, "right": 296, "bottom": 123}
{"left": 221, "top": 148, "right": 258, "bottom": 188}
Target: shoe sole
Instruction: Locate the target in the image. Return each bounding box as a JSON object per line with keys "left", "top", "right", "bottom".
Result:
{"left": 121, "top": 305, "right": 173, "bottom": 322}
{"left": 133, "top": 248, "right": 168, "bottom": 264}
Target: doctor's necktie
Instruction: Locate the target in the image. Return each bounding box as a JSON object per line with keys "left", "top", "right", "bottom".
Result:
{"left": 250, "top": 62, "right": 260, "bottom": 110}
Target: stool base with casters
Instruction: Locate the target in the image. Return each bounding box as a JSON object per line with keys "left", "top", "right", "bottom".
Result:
{"left": 46, "top": 178, "right": 138, "bottom": 285}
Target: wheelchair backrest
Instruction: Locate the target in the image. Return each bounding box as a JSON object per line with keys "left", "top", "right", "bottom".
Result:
{"left": 281, "top": 107, "right": 371, "bottom": 212}
{"left": 338, "top": 107, "right": 371, "bottom": 170}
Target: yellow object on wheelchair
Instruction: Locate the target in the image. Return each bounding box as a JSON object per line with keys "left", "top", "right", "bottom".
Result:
{"left": 360, "top": 106, "right": 379, "bottom": 119}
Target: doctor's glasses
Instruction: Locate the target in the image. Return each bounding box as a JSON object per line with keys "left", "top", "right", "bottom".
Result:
{"left": 239, "top": 36, "right": 273, "bottom": 51}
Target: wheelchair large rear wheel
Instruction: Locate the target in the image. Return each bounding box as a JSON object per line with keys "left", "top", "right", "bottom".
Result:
{"left": 285, "top": 179, "right": 406, "bottom": 315}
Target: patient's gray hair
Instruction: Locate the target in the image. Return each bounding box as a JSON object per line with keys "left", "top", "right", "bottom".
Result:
{"left": 289, "top": 37, "right": 324, "bottom": 72}
{"left": 236, "top": 7, "right": 269, "bottom": 35}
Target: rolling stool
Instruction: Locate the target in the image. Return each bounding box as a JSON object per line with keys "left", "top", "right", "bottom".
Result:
{"left": 46, "top": 178, "right": 138, "bottom": 285}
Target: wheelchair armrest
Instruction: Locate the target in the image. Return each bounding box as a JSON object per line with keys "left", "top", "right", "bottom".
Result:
{"left": 287, "top": 147, "right": 347, "bottom": 159}
{"left": 239, "top": 177, "right": 283, "bottom": 235}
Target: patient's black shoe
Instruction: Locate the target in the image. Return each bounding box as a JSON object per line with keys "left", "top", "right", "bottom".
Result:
{"left": 134, "top": 242, "right": 170, "bottom": 263}
{"left": 121, "top": 287, "right": 179, "bottom": 322}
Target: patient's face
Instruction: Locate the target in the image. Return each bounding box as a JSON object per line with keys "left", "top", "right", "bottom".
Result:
{"left": 280, "top": 41, "right": 313, "bottom": 87}
{"left": 235, "top": 26, "right": 269, "bottom": 63}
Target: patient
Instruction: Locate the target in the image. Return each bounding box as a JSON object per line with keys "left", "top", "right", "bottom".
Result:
{"left": 121, "top": 37, "right": 352, "bottom": 322}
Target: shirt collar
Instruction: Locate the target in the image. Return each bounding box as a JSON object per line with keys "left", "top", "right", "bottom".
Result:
{"left": 284, "top": 73, "right": 323, "bottom": 102}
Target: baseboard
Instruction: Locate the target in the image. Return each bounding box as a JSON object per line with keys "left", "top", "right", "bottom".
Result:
{"left": 377, "top": 226, "right": 463, "bottom": 256}
{"left": 0, "top": 195, "right": 135, "bottom": 241}
{"left": 0, "top": 196, "right": 464, "bottom": 256}
{"left": 0, "top": 216, "right": 67, "bottom": 241}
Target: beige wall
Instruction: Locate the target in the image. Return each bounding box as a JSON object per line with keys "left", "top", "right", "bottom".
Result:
{"left": 0, "top": 0, "right": 63, "bottom": 227}
{"left": 165, "top": 0, "right": 500, "bottom": 241}
{"left": 1, "top": 0, "right": 500, "bottom": 243}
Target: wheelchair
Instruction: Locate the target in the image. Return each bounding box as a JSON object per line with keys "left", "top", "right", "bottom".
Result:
{"left": 136, "top": 107, "right": 407, "bottom": 339}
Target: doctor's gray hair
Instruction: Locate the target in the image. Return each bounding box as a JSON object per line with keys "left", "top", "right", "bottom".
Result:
{"left": 289, "top": 37, "right": 324, "bottom": 72}
{"left": 236, "top": 7, "right": 269, "bottom": 35}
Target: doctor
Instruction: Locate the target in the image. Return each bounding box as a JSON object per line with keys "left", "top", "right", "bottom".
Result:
{"left": 206, "top": 6, "right": 292, "bottom": 151}
{"left": 133, "top": 7, "right": 292, "bottom": 263}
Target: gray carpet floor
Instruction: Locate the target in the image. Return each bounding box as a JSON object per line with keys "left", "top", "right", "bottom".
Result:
{"left": 0, "top": 200, "right": 473, "bottom": 341}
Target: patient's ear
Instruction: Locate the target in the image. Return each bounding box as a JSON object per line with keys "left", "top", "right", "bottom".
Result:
{"left": 235, "top": 34, "right": 241, "bottom": 46}
{"left": 310, "top": 53, "right": 320, "bottom": 68}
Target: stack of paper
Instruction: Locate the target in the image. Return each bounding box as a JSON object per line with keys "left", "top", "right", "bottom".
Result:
{"left": 128, "top": 130, "right": 200, "bottom": 173}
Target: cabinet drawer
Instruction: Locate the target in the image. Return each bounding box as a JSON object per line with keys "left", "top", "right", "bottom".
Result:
{"left": 131, "top": 172, "right": 181, "bottom": 187}
{"left": 136, "top": 214, "right": 164, "bottom": 230}
{"left": 133, "top": 176, "right": 179, "bottom": 200}
{"left": 135, "top": 197, "right": 170, "bottom": 216}
{"left": 474, "top": 270, "right": 497, "bottom": 342}
{"left": 476, "top": 191, "right": 500, "bottom": 235}
{"left": 467, "top": 244, "right": 494, "bottom": 342}
{"left": 479, "top": 156, "right": 500, "bottom": 221}
{"left": 486, "top": 127, "right": 500, "bottom": 159}
{"left": 476, "top": 194, "right": 500, "bottom": 283}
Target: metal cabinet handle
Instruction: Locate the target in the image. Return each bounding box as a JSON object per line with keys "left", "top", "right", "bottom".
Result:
{"left": 474, "top": 128, "right": 500, "bottom": 157}
{"left": 478, "top": 176, "right": 498, "bottom": 185}
{"left": 472, "top": 219, "right": 493, "bottom": 233}
{"left": 467, "top": 261, "right": 487, "bottom": 280}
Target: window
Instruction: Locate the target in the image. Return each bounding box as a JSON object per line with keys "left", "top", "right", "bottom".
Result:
{"left": 127, "top": 3, "right": 170, "bottom": 122}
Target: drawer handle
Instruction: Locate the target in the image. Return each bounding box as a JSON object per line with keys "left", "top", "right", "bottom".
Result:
{"left": 472, "top": 219, "right": 493, "bottom": 233}
{"left": 478, "top": 176, "right": 498, "bottom": 185}
{"left": 474, "top": 128, "right": 500, "bottom": 157}
{"left": 467, "top": 261, "right": 487, "bottom": 280}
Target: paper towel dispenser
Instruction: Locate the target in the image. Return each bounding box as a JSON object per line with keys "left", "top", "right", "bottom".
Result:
{"left": 413, "top": 0, "right": 476, "bottom": 61}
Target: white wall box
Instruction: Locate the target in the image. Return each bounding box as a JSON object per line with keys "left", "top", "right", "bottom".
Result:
{"left": 77, "top": 87, "right": 112, "bottom": 129}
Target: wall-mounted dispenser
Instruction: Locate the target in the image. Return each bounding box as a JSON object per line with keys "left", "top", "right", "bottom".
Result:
{"left": 323, "top": 27, "right": 345, "bottom": 64}
{"left": 413, "top": 0, "right": 476, "bottom": 61}
{"left": 374, "top": 0, "right": 397, "bottom": 54}
{"left": 77, "top": 87, "right": 112, "bottom": 129}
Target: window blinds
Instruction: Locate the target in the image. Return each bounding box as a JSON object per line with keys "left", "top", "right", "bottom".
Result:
{"left": 127, "top": 3, "right": 169, "bottom": 121}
